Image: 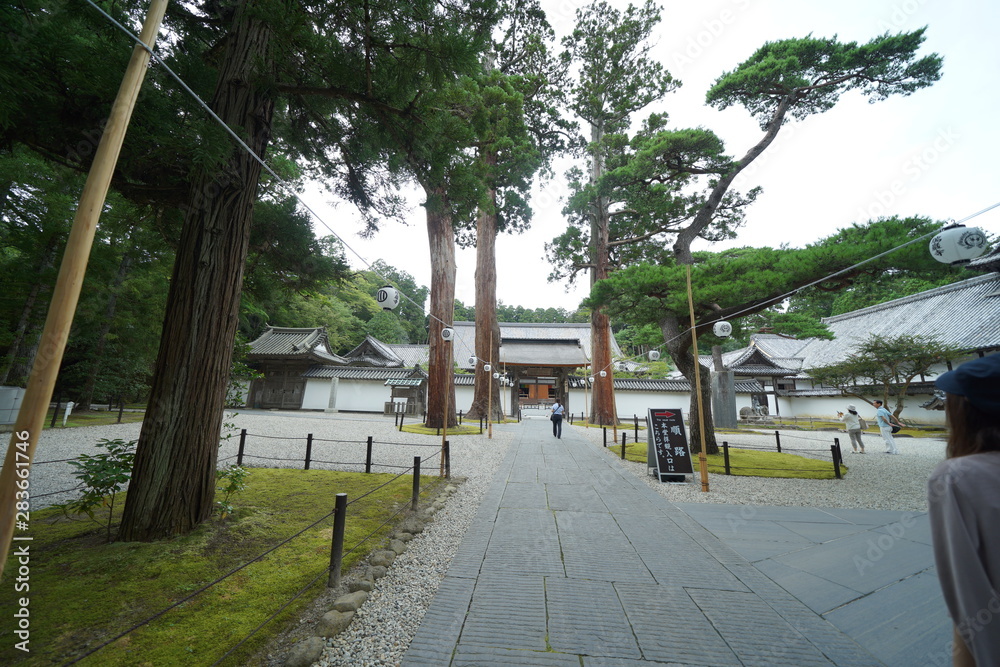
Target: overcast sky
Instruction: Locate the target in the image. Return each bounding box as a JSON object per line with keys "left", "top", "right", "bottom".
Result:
{"left": 304, "top": 0, "right": 1000, "bottom": 313}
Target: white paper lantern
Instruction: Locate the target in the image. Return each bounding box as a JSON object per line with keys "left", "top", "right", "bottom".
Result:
{"left": 484, "top": 363, "right": 492, "bottom": 371}
{"left": 493, "top": 372, "right": 500, "bottom": 379}
{"left": 648, "top": 350, "right": 660, "bottom": 361}
{"left": 375, "top": 285, "right": 400, "bottom": 310}
{"left": 929, "top": 225, "right": 988, "bottom": 264}
{"left": 588, "top": 376, "right": 595, "bottom": 383}
{"left": 713, "top": 321, "right": 733, "bottom": 338}
{"left": 599, "top": 370, "right": 607, "bottom": 377}
{"left": 441, "top": 327, "right": 454, "bottom": 341}
{"left": 468, "top": 355, "right": 477, "bottom": 366}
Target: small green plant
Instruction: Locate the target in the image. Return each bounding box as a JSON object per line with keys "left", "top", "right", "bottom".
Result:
{"left": 215, "top": 465, "right": 249, "bottom": 519}
{"left": 58, "top": 438, "right": 136, "bottom": 541}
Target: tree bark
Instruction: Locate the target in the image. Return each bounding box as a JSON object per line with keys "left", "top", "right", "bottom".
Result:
{"left": 118, "top": 1, "right": 275, "bottom": 541}
{"left": 423, "top": 188, "right": 457, "bottom": 429}
{"left": 588, "top": 120, "right": 617, "bottom": 425}
{"left": 467, "top": 175, "right": 503, "bottom": 421}
{"left": 662, "top": 313, "right": 718, "bottom": 455}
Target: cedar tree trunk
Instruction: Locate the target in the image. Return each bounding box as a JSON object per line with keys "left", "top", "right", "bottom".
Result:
{"left": 467, "top": 183, "right": 503, "bottom": 421}
{"left": 423, "top": 187, "right": 457, "bottom": 429}
{"left": 118, "top": 3, "right": 275, "bottom": 541}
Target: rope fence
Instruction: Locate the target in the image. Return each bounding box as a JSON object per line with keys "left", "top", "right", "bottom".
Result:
{"left": 63, "top": 435, "right": 445, "bottom": 665}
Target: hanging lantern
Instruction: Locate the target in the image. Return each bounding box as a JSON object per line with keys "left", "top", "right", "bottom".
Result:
{"left": 441, "top": 327, "right": 454, "bottom": 341}
{"left": 375, "top": 285, "right": 400, "bottom": 311}
{"left": 493, "top": 372, "right": 500, "bottom": 379}
{"left": 929, "top": 225, "right": 989, "bottom": 264}
{"left": 599, "top": 370, "right": 607, "bottom": 378}
{"left": 468, "top": 355, "right": 477, "bottom": 366}
{"left": 484, "top": 363, "right": 492, "bottom": 372}
{"left": 713, "top": 320, "right": 733, "bottom": 338}
{"left": 617, "top": 361, "right": 627, "bottom": 372}
{"left": 648, "top": 350, "right": 660, "bottom": 361}
{"left": 588, "top": 376, "right": 595, "bottom": 383}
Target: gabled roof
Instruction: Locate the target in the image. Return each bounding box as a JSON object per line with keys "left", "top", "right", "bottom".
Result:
{"left": 387, "top": 344, "right": 430, "bottom": 368}
{"left": 703, "top": 334, "right": 805, "bottom": 376}
{"left": 343, "top": 335, "right": 405, "bottom": 367}
{"left": 797, "top": 273, "right": 1000, "bottom": 369}
{"left": 247, "top": 327, "right": 346, "bottom": 364}
{"left": 451, "top": 321, "right": 622, "bottom": 369}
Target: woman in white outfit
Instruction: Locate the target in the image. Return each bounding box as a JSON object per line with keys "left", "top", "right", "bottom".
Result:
{"left": 838, "top": 404, "right": 865, "bottom": 453}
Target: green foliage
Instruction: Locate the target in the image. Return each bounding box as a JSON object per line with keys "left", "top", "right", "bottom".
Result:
{"left": 215, "top": 465, "right": 250, "bottom": 520}
{"left": 57, "top": 439, "right": 136, "bottom": 542}
{"left": 808, "top": 333, "right": 966, "bottom": 416}
{"left": 707, "top": 29, "right": 943, "bottom": 129}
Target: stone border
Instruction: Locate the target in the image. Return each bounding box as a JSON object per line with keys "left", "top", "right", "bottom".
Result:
{"left": 282, "top": 483, "right": 462, "bottom": 667}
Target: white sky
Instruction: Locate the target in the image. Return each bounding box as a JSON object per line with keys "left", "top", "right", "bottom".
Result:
{"left": 304, "top": 0, "right": 1000, "bottom": 313}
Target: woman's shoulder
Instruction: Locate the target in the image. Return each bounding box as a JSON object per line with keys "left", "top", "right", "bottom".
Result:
{"left": 930, "top": 451, "right": 1000, "bottom": 485}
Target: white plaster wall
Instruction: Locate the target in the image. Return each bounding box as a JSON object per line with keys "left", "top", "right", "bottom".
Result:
{"left": 456, "top": 386, "right": 475, "bottom": 416}
{"left": 302, "top": 378, "right": 394, "bottom": 412}
{"left": 302, "top": 379, "right": 331, "bottom": 410}
{"left": 774, "top": 394, "right": 946, "bottom": 426}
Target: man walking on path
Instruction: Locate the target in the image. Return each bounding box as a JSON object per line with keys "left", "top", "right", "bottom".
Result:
{"left": 550, "top": 400, "right": 564, "bottom": 439}
{"left": 874, "top": 399, "right": 902, "bottom": 454}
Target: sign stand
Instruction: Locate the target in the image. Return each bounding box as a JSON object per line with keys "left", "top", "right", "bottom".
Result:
{"left": 646, "top": 408, "right": 694, "bottom": 483}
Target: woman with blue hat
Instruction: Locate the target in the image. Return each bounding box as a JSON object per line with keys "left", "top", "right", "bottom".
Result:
{"left": 927, "top": 354, "right": 1000, "bottom": 666}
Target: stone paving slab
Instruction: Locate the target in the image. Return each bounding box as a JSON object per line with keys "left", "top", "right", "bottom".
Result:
{"left": 402, "top": 419, "right": 943, "bottom": 666}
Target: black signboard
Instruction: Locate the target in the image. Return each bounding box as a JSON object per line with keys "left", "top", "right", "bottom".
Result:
{"left": 647, "top": 408, "right": 693, "bottom": 482}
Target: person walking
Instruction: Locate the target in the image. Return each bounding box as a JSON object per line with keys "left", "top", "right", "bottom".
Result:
{"left": 550, "top": 400, "right": 565, "bottom": 439}
{"left": 837, "top": 404, "right": 866, "bottom": 453}
{"left": 927, "top": 354, "right": 1000, "bottom": 666}
{"left": 873, "top": 399, "right": 902, "bottom": 454}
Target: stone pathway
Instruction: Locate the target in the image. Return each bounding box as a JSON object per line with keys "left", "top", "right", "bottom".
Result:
{"left": 401, "top": 417, "right": 950, "bottom": 666}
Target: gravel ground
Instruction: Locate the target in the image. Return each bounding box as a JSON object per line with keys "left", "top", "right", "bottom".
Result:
{"left": 574, "top": 421, "right": 946, "bottom": 512}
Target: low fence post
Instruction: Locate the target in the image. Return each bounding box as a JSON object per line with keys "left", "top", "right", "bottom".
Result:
{"left": 237, "top": 429, "right": 247, "bottom": 467}
{"left": 634, "top": 415, "right": 638, "bottom": 443}
{"left": 328, "top": 493, "right": 347, "bottom": 588}
{"left": 480, "top": 417, "right": 484, "bottom": 434}
{"left": 831, "top": 444, "right": 842, "bottom": 479}
{"left": 444, "top": 440, "right": 451, "bottom": 479}
{"left": 117, "top": 397, "right": 125, "bottom": 423}
{"left": 621, "top": 432, "right": 627, "bottom": 460}
{"left": 459, "top": 410, "right": 463, "bottom": 425}
{"left": 775, "top": 431, "right": 782, "bottom": 453}
{"left": 304, "top": 433, "right": 313, "bottom": 470}
{"left": 365, "top": 436, "right": 373, "bottom": 474}
{"left": 398, "top": 410, "right": 404, "bottom": 432}
{"left": 723, "top": 441, "right": 731, "bottom": 475}
{"left": 603, "top": 427, "right": 607, "bottom": 448}
{"left": 411, "top": 456, "right": 421, "bottom": 511}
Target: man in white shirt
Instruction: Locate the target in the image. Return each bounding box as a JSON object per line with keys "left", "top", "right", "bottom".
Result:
{"left": 873, "top": 399, "right": 902, "bottom": 454}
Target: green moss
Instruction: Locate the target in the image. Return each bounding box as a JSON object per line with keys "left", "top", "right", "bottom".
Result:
{"left": 400, "top": 423, "right": 483, "bottom": 436}
{"left": 612, "top": 442, "right": 846, "bottom": 480}
{"left": 1, "top": 468, "right": 446, "bottom": 666}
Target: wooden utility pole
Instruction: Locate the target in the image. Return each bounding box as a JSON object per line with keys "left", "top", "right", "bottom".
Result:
{"left": 0, "top": 0, "right": 170, "bottom": 578}
{"left": 686, "top": 265, "right": 710, "bottom": 493}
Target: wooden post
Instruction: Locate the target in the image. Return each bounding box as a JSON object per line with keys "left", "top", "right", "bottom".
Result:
{"left": 328, "top": 493, "right": 347, "bottom": 588}
{"left": 686, "top": 264, "right": 710, "bottom": 493}
{"left": 440, "top": 339, "right": 451, "bottom": 477}
{"left": 0, "top": 0, "right": 170, "bottom": 578}
{"left": 487, "top": 332, "right": 493, "bottom": 439}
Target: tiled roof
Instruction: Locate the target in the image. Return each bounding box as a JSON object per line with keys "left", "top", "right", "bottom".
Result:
{"left": 300, "top": 366, "right": 424, "bottom": 381}
{"left": 247, "top": 327, "right": 346, "bottom": 364}
{"left": 343, "top": 335, "right": 405, "bottom": 367}
{"left": 567, "top": 377, "right": 764, "bottom": 393}
{"left": 798, "top": 273, "right": 1000, "bottom": 369}
{"left": 387, "top": 344, "right": 430, "bottom": 368}
{"left": 451, "top": 321, "right": 622, "bottom": 370}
